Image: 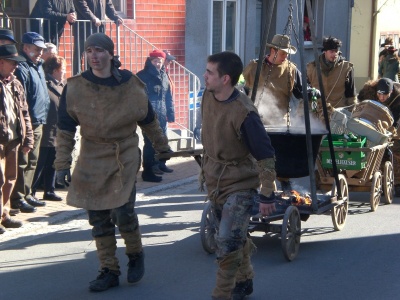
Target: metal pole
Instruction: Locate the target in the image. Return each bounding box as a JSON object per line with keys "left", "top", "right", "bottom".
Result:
{"left": 295, "top": 0, "right": 318, "bottom": 211}
{"left": 251, "top": 0, "right": 276, "bottom": 103}
{"left": 305, "top": 0, "right": 341, "bottom": 198}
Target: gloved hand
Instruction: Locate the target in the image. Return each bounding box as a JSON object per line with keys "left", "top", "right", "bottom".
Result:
{"left": 307, "top": 86, "right": 321, "bottom": 100}
{"left": 193, "top": 127, "right": 202, "bottom": 142}
{"left": 159, "top": 149, "right": 174, "bottom": 163}
{"left": 56, "top": 169, "right": 71, "bottom": 187}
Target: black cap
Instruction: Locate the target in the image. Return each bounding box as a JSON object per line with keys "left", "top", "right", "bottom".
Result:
{"left": 377, "top": 78, "right": 394, "bottom": 95}
{"left": 0, "top": 44, "right": 26, "bottom": 62}
{"left": 0, "top": 28, "right": 17, "bottom": 43}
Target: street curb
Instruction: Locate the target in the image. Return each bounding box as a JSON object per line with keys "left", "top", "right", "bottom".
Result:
{"left": 0, "top": 175, "right": 199, "bottom": 248}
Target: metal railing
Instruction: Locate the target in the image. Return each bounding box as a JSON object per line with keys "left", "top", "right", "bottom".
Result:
{"left": 3, "top": 17, "right": 202, "bottom": 150}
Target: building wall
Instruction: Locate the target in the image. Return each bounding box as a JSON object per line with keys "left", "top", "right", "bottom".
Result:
{"left": 127, "top": 0, "right": 186, "bottom": 65}
{"left": 184, "top": 0, "right": 210, "bottom": 87}
{"left": 349, "top": 0, "right": 375, "bottom": 91}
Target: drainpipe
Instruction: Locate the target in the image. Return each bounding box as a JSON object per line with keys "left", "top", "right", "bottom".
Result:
{"left": 369, "top": 0, "right": 378, "bottom": 79}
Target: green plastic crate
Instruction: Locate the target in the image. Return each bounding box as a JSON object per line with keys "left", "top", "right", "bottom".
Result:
{"left": 321, "top": 135, "right": 367, "bottom": 170}
{"left": 321, "top": 134, "right": 366, "bottom": 148}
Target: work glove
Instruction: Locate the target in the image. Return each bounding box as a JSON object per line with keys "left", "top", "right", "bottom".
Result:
{"left": 307, "top": 86, "right": 321, "bottom": 100}
{"left": 159, "top": 149, "right": 174, "bottom": 163}
{"left": 193, "top": 126, "right": 202, "bottom": 142}
{"left": 56, "top": 169, "right": 71, "bottom": 187}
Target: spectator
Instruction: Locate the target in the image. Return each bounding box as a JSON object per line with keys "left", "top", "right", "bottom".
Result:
{"left": 54, "top": 33, "right": 171, "bottom": 292}
{"left": 200, "top": 51, "right": 276, "bottom": 299}
{"left": 10, "top": 32, "right": 50, "bottom": 213}
{"left": 29, "top": 0, "right": 76, "bottom": 45}
{"left": 379, "top": 36, "right": 394, "bottom": 64}
{"left": 379, "top": 46, "right": 399, "bottom": 82}
{"left": 31, "top": 55, "right": 66, "bottom": 202}
{"left": 41, "top": 42, "right": 58, "bottom": 62}
{"left": 73, "top": 0, "right": 123, "bottom": 75}
{"left": 0, "top": 44, "right": 34, "bottom": 234}
{"left": 163, "top": 49, "right": 176, "bottom": 95}
{"left": 0, "top": 28, "right": 17, "bottom": 45}
{"left": 306, "top": 35, "right": 357, "bottom": 120}
{"left": 358, "top": 77, "right": 400, "bottom": 196}
{"left": 137, "top": 50, "right": 175, "bottom": 182}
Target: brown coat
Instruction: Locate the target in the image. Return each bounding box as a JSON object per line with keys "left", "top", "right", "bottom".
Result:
{"left": 56, "top": 74, "right": 169, "bottom": 210}
{"left": 200, "top": 89, "right": 260, "bottom": 205}
{"left": 0, "top": 76, "right": 34, "bottom": 148}
{"left": 307, "top": 55, "right": 356, "bottom": 108}
{"left": 243, "top": 59, "right": 296, "bottom": 125}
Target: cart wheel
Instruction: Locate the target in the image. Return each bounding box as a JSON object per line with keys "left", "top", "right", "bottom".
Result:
{"left": 281, "top": 206, "right": 301, "bottom": 261}
{"left": 200, "top": 201, "right": 217, "bottom": 254}
{"left": 370, "top": 172, "right": 382, "bottom": 211}
{"left": 330, "top": 174, "right": 349, "bottom": 231}
{"left": 383, "top": 161, "right": 394, "bottom": 204}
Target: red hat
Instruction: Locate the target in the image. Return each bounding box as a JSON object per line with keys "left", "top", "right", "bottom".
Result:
{"left": 149, "top": 49, "right": 166, "bottom": 59}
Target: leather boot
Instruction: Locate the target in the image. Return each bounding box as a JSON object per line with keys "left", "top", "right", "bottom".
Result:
{"left": 90, "top": 236, "right": 120, "bottom": 292}
{"left": 141, "top": 169, "right": 162, "bottom": 182}
{"left": 212, "top": 249, "right": 242, "bottom": 299}
{"left": 121, "top": 229, "right": 145, "bottom": 283}
{"left": 127, "top": 251, "right": 145, "bottom": 283}
{"left": 89, "top": 268, "right": 120, "bottom": 292}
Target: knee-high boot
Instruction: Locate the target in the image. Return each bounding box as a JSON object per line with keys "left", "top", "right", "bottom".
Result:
{"left": 212, "top": 249, "right": 242, "bottom": 300}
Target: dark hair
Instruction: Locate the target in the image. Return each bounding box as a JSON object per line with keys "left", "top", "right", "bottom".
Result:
{"left": 207, "top": 51, "right": 243, "bottom": 86}
{"left": 43, "top": 55, "right": 66, "bottom": 75}
{"left": 322, "top": 36, "right": 342, "bottom": 51}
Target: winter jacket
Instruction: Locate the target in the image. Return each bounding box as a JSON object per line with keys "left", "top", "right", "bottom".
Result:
{"left": 0, "top": 76, "right": 34, "bottom": 148}
{"left": 30, "top": 0, "right": 75, "bottom": 43}
{"left": 379, "top": 54, "right": 400, "bottom": 82}
{"left": 14, "top": 53, "right": 50, "bottom": 126}
{"left": 137, "top": 58, "right": 175, "bottom": 123}
{"left": 41, "top": 74, "right": 64, "bottom": 147}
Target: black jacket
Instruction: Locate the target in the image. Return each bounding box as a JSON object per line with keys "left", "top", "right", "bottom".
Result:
{"left": 30, "top": 0, "right": 75, "bottom": 43}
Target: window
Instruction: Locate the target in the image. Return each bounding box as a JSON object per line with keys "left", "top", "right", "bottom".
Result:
{"left": 211, "top": 0, "right": 240, "bottom": 54}
{"left": 112, "top": 0, "right": 129, "bottom": 18}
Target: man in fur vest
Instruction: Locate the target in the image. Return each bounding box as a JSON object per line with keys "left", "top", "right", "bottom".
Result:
{"left": 55, "top": 33, "right": 171, "bottom": 292}
{"left": 201, "top": 51, "right": 276, "bottom": 300}
{"left": 358, "top": 77, "right": 400, "bottom": 196}
{"left": 307, "top": 36, "right": 357, "bottom": 121}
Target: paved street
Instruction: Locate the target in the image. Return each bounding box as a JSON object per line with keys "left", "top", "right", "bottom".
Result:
{"left": 1, "top": 162, "right": 400, "bottom": 299}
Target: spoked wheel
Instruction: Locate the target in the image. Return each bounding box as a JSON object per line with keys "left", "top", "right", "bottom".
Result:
{"left": 281, "top": 206, "right": 301, "bottom": 261}
{"left": 370, "top": 171, "right": 382, "bottom": 211}
{"left": 330, "top": 174, "right": 349, "bottom": 231}
{"left": 200, "top": 201, "right": 217, "bottom": 254}
{"left": 383, "top": 161, "right": 394, "bottom": 204}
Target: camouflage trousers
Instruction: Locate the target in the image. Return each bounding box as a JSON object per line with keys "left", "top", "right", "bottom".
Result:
{"left": 211, "top": 190, "right": 257, "bottom": 299}
{"left": 212, "top": 189, "right": 257, "bottom": 257}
